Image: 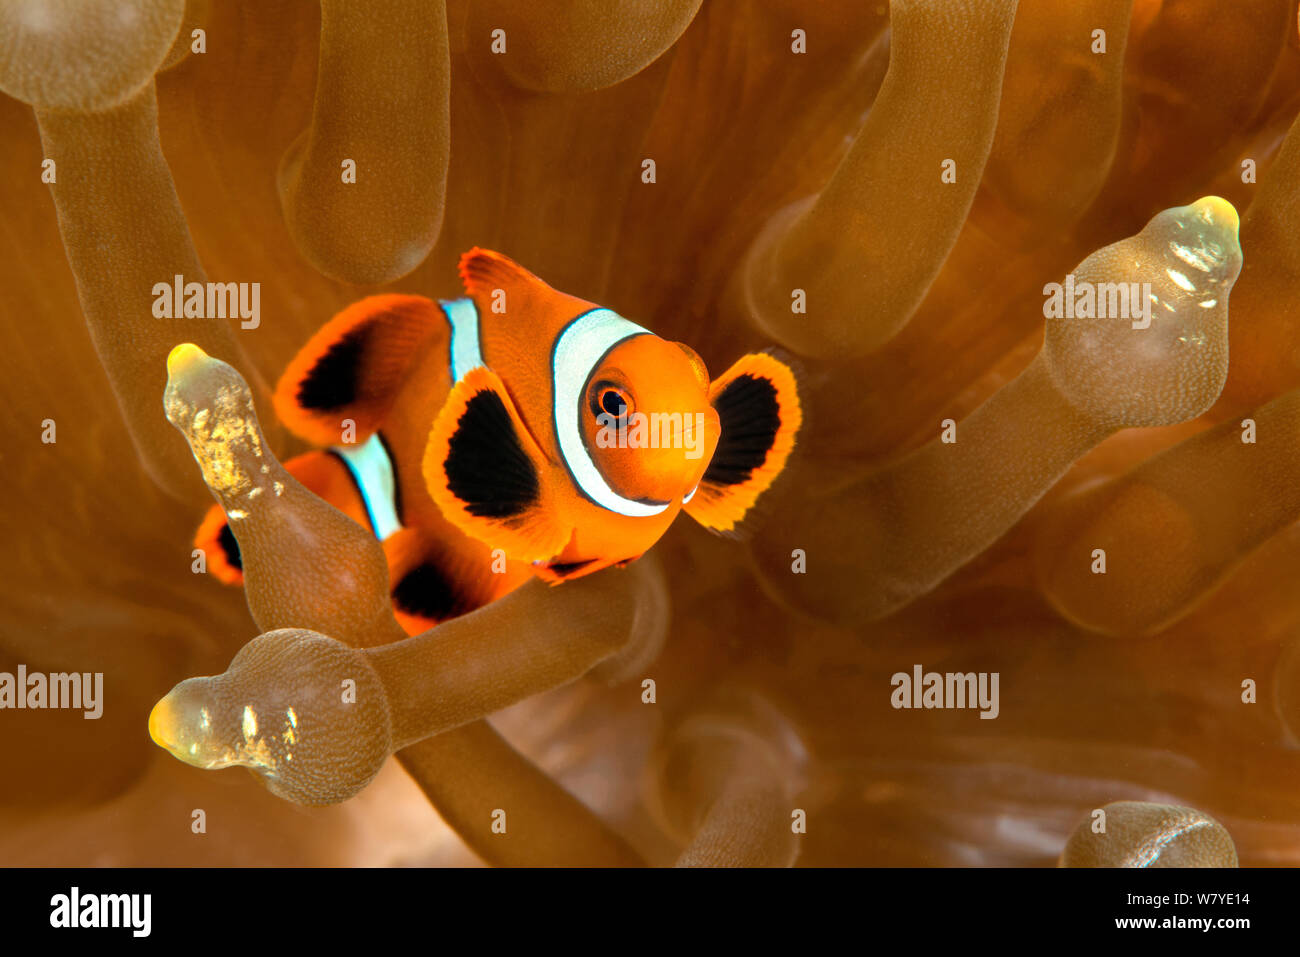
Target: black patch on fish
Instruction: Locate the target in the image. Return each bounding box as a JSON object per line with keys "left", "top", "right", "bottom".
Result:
{"left": 217, "top": 522, "right": 242, "bottom": 571}
{"left": 392, "top": 562, "right": 475, "bottom": 622}
{"left": 703, "top": 374, "right": 781, "bottom": 486}
{"left": 445, "top": 389, "right": 539, "bottom": 518}
{"left": 546, "top": 558, "right": 596, "bottom": 578}
{"left": 296, "top": 326, "right": 368, "bottom": 410}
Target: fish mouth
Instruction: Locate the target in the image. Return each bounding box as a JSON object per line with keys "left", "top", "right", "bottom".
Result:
{"left": 532, "top": 555, "right": 641, "bottom": 581}
{"left": 533, "top": 557, "right": 598, "bottom": 578}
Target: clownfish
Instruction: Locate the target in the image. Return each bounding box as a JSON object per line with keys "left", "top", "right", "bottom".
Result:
{"left": 196, "top": 249, "right": 801, "bottom": 634}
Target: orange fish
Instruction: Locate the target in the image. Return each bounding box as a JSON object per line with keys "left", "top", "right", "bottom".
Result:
{"left": 196, "top": 249, "right": 801, "bottom": 634}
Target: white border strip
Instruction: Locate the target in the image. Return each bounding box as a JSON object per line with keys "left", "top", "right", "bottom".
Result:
{"left": 552, "top": 309, "right": 669, "bottom": 518}
{"left": 333, "top": 434, "right": 402, "bottom": 540}
{"left": 442, "top": 298, "right": 484, "bottom": 383}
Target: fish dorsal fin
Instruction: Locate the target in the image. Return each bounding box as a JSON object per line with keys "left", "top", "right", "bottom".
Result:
{"left": 458, "top": 247, "right": 545, "bottom": 304}
{"left": 274, "top": 294, "right": 446, "bottom": 447}
{"left": 422, "top": 366, "right": 571, "bottom": 563}
{"left": 456, "top": 249, "right": 603, "bottom": 358}
{"left": 684, "top": 352, "right": 802, "bottom": 534}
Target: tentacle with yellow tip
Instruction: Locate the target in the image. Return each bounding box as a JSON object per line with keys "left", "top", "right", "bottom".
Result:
{"left": 148, "top": 560, "right": 670, "bottom": 805}
{"left": 752, "top": 197, "right": 1242, "bottom": 625}
{"left": 0, "top": 0, "right": 273, "bottom": 503}
{"left": 157, "top": 344, "right": 653, "bottom": 864}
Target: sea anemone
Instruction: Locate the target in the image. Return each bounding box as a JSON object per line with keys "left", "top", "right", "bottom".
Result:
{"left": 2, "top": 0, "right": 1298, "bottom": 868}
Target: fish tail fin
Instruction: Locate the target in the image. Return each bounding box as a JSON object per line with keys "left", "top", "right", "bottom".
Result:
{"left": 192, "top": 451, "right": 375, "bottom": 585}
{"left": 194, "top": 503, "right": 244, "bottom": 584}
{"left": 274, "top": 294, "right": 447, "bottom": 446}
{"left": 684, "top": 351, "right": 802, "bottom": 535}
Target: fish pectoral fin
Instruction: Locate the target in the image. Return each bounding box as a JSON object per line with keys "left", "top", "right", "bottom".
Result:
{"left": 274, "top": 294, "right": 447, "bottom": 446}
{"left": 422, "top": 366, "right": 571, "bottom": 564}
{"left": 684, "top": 351, "right": 803, "bottom": 535}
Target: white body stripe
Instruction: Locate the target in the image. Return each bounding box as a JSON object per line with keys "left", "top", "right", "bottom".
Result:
{"left": 442, "top": 298, "right": 484, "bottom": 383}
{"left": 332, "top": 434, "right": 402, "bottom": 540}
{"left": 551, "top": 308, "right": 670, "bottom": 518}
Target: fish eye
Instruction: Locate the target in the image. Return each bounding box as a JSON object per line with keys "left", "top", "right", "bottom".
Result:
{"left": 589, "top": 380, "right": 633, "bottom": 420}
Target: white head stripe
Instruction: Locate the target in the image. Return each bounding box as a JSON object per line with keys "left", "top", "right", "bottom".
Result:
{"left": 442, "top": 298, "right": 484, "bottom": 383}
{"left": 552, "top": 308, "right": 670, "bottom": 518}
{"left": 332, "top": 434, "right": 402, "bottom": 540}
{"left": 683, "top": 483, "right": 699, "bottom": 504}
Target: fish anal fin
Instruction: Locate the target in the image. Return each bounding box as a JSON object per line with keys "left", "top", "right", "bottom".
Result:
{"left": 685, "top": 352, "right": 802, "bottom": 534}
{"left": 383, "top": 527, "right": 530, "bottom": 635}
{"left": 423, "top": 366, "right": 571, "bottom": 563}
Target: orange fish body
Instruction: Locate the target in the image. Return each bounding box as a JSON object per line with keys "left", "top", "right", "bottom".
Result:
{"left": 196, "top": 249, "right": 801, "bottom": 634}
